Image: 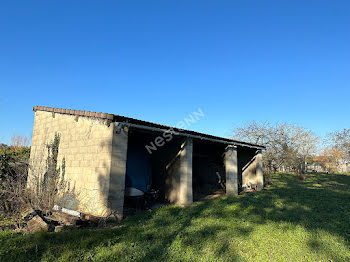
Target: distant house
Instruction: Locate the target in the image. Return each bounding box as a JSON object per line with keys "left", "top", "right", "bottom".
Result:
{"left": 306, "top": 156, "right": 350, "bottom": 173}
{"left": 28, "top": 106, "right": 265, "bottom": 219}
{"left": 338, "top": 160, "right": 350, "bottom": 173}
{"left": 305, "top": 162, "right": 324, "bottom": 173}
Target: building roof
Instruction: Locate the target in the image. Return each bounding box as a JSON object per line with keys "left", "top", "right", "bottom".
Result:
{"left": 33, "top": 105, "right": 265, "bottom": 150}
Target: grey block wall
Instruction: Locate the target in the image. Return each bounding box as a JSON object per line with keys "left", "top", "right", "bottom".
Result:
{"left": 28, "top": 110, "right": 115, "bottom": 217}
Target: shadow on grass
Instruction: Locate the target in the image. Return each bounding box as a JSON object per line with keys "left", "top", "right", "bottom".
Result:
{"left": 0, "top": 173, "right": 349, "bottom": 261}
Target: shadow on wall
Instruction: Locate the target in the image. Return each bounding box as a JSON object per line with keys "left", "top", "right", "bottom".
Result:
{"left": 164, "top": 151, "right": 182, "bottom": 203}
{"left": 6, "top": 173, "right": 349, "bottom": 261}
{"left": 238, "top": 147, "right": 259, "bottom": 190}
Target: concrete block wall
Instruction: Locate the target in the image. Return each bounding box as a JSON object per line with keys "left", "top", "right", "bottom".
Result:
{"left": 165, "top": 138, "right": 193, "bottom": 205}
{"left": 29, "top": 110, "right": 115, "bottom": 217}
{"left": 242, "top": 151, "right": 264, "bottom": 190}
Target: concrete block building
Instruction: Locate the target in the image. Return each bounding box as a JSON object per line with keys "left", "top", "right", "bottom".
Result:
{"left": 28, "top": 106, "right": 265, "bottom": 219}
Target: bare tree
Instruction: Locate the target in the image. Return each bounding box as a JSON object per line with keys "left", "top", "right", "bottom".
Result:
{"left": 317, "top": 147, "right": 345, "bottom": 173}
{"left": 329, "top": 129, "right": 350, "bottom": 161}
{"left": 232, "top": 122, "right": 319, "bottom": 174}
{"left": 11, "top": 135, "right": 30, "bottom": 150}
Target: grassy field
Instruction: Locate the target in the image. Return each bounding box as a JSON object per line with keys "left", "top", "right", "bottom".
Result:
{"left": 0, "top": 173, "right": 349, "bottom": 262}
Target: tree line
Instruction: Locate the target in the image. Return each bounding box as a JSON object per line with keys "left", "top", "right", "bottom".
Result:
{"left": 232, "top": 122, "right": 350, "bottom": 174}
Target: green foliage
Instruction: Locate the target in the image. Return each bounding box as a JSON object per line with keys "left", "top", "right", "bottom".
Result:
{"left": 36, "top": 133, "right": 70, "bottom": 212}
{"left": 43, "top": 134, "right": 61, "bottom": 190}
{"left": 0, "top": 145, "right": 30, "bottom": 180}
{"left": 1, "top": 173, "right": 350, "bottom": 261}
{"left": 0, "top": 144, "right": 30, "bottom": 216}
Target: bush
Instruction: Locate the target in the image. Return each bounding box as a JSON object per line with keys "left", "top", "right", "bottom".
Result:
{"left": 0, "top": 144, "right": 30, "bottom": 219}
{"left": 0, "top": 134, "right": 76, "bottom": 225}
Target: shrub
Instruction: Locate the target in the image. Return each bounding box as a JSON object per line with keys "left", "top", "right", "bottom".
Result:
{"left": 0, "top": 134, "right": 76, "bottom": 225}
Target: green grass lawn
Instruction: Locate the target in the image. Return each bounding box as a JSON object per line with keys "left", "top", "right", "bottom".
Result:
{"left": 1, "top": 173, "right": 350, "bottom": 262}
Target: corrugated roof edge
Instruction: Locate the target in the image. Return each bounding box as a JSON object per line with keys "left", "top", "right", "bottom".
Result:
{"left": 33, "top": 105, "right": 265, "bottom": 150}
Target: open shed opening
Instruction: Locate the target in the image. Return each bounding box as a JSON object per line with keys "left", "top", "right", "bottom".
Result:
{"left": 123, "top": 127, "right": 183, "bottom": 216}
{"left": 192, "top": 140, "right": 226, "bottom": 201}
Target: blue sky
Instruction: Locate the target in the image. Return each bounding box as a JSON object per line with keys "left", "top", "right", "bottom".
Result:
{"left": 1, "top": 1, "right": 349, "bottom": 144}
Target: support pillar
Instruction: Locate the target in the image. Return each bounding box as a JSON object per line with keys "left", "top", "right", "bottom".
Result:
{"left": 225, "top": 145, "right": 238, "bottom": 195}
{"left": 179, "top": 138, "right": 193, "bottom": 205}
{"left": 165, "top": 138, "right": 193, "bottom": 205}
{"left": 108, "top": 123, "right": 129, "bottom": 220}
{"left": 256, "top": 150, "right": 264, "bottom": 190}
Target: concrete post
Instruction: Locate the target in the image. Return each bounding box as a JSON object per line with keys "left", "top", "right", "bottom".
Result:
{"left": 225, "top": 145, "right": 238, "bottom": 195}
{"left": 256, "top": 150, "right": 264, "bottom": 190}
{"left": 165, "top": 138, "right": 193, "bottom": 205}
{"left": 178, "top": 138, "right": 193, "bottom": 205}
{"left": 108, "top": 123, "right": 129, "bottom": 220}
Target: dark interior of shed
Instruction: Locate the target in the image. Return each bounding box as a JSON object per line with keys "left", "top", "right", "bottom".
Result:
{"left": 123, "top": 127, "right": 183, "bottom": 215}
{"left": 192, "top": 139, "right": 226, "bottom": 201}
{"left": 123, "top": 126, "right": 259, "bottom": 216}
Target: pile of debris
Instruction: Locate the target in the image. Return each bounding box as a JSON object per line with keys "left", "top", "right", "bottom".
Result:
{"left": 16, "top": 205, "right": 103, "bottom": 233}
